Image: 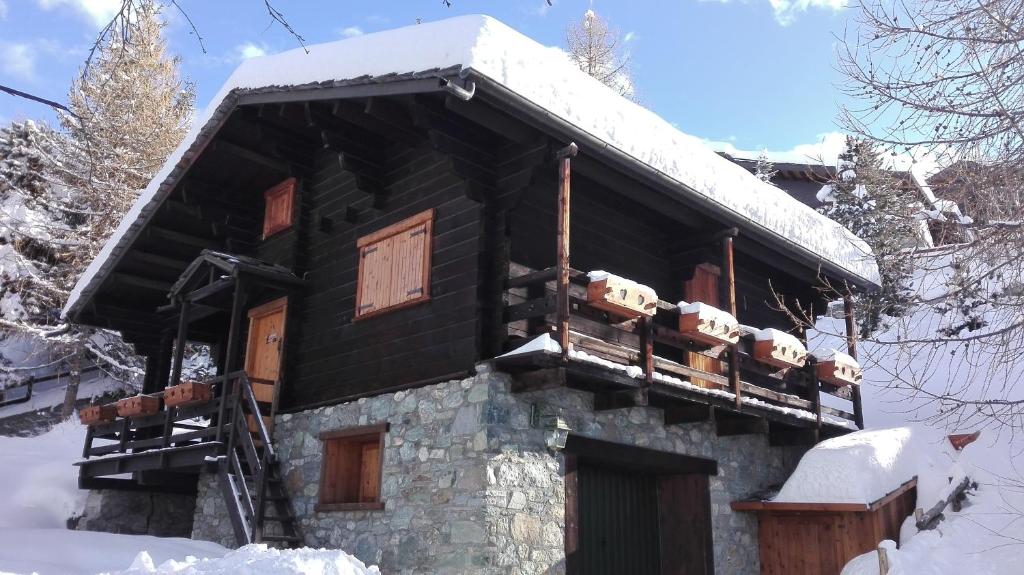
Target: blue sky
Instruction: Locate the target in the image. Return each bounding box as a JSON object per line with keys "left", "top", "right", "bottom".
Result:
{"left": 0, "top": 0, "right": 855, "bottom": 162}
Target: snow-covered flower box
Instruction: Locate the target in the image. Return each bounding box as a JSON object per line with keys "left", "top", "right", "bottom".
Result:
{"left": 586, "top": 271, "right": 658, "bottom": 319}
{"left": 116, "top": 394, "right": 161, "bottom": 418}
{"left": 678, "top": 301, "right": 739, "bottom": 345}
{"left": 79, "top": 404, "right": 117, "bottom": 426}
{"left": 813, "top": 349, "right": 862, "bottom": 387}
{"left": 164, "top": 381, "right": 211, "bottom": 408}
{"left": 753, "top": 328, "right": 807, "bottom": 369}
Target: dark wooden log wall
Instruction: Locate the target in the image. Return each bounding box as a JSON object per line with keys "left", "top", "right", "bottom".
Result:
{"left": 509, "top": 173, "right": 818, "bottom": 331}
{"left": 270, "top": 143, "right": 483, "bottom": 410}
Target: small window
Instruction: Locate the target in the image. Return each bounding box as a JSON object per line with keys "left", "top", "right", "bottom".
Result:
{"left": 263, "top": 178, "right": 296, "bottom": 238}
{"left": 354, "top": 209, "right": 433, "bottom": 319}
{"left": 316, "top": 423, "right": 388, "bottom": 512}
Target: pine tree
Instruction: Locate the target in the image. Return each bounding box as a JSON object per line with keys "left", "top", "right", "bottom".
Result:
{"left": 818, "top": 136, "right": 917, "bottom": 335}
{"left": 566, "top": 9, "right": 634, "bottom": 100}
{"left": 0, "top": 0, "right": 195, "bottom": 405}
{"left": 754, "top": 149, "right": 777, "bottom": 184}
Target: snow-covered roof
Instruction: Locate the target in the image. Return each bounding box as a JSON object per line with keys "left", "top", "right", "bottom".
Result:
{"left": 63, "top": 15, "right": 879, "bottom": 318}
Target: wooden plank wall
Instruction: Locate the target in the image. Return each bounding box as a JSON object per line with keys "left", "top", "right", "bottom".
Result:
{"left": 509, "top": 173, "right": 816, "bottom": 331}
{"left": 756, "top": 485, "right": 917, "bottom": 575}
{"left": 272, "top": 143, "right": 482, "bottom": 410}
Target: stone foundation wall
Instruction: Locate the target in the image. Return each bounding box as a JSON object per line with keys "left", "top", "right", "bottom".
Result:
{"left": 191, "top": 366, "right": 805, "bottom": 574}
{"left": 76, "top": 489, "right": 196, "bottom": 537}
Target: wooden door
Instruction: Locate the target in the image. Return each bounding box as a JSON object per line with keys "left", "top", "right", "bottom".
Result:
{"left": 576, "top": 461, "right": 662, "bottom": 575}
{"left": 684, "top": 263, "right": 724, "bottom": 385}
{"left": 658, "top": 474, "right": 714, "bottom": 575}
{"left": 244, "top": 297, "right": 287, "bottom": 433}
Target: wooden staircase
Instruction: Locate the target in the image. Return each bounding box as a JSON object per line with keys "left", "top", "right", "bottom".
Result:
{"left": 215, "top": 373, "right": 302, "bottom": 548}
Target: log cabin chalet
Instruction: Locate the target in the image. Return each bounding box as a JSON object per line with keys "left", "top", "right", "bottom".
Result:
{"left": 64, "top": 16, "right": 881, "bottom": 574}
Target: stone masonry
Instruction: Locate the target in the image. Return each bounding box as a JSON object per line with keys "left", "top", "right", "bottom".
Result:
{"left": 77, "top": 489, "right": 196, "bottom": 537}
{"left": 191, "top": 365, "right": 805, "bottom": 574}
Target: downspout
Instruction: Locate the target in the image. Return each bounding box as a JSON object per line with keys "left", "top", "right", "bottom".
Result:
{"left": 437, "top": 68, "right": 476, "bottom": 101}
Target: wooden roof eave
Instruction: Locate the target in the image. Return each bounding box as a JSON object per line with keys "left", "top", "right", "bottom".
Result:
{"left": 64, "top": 69, "right": 466, "bottom": 325}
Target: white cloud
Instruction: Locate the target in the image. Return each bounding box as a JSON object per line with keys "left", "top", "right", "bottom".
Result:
{"left": 708, "top": 131, "right": 848, "bottom": 165}
{"left": 707, "top": 131, "right": 943, "bottom": 174}
{"left": 768, "top": 0, "right": 845, "bottom": 25}
{"left": 338, "top": 26, "right": 363, "bottom": 38}
{"left": 624, "top": 31, "right": 636, "bottom": 43}
{"left": 1, "top": 43, "right": 36, "bottom": 81}
{"left": 235, "top": 42, "right": 267, "bottom": 60}
{"left": 700, "top": 0, "right": 845, "bottom": 26}
{"left": 37, "top": 0, "right": 122, "bottom": 28}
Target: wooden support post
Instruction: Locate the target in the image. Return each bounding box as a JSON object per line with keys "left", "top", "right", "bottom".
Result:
{"left": 639, "top": 316, "right": 654, "bottom": 386}
{"left": 554, "top": 143, "right": 578, "bottom": 361}
{"left": 844, "top": 295, "right": 865, "bottom": 429}
{"left": 216, "top": 278, "right": 247, "bottom": 446}
{"left": 721, "top": 231, "right": 741, "bottom": 411}
{"left": 169, "top": 298, "right": 189, "bottom": 389}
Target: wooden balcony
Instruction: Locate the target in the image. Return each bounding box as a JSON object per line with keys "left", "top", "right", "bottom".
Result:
{"left": 495, "top": 265, "right": 862, "bottom": 443}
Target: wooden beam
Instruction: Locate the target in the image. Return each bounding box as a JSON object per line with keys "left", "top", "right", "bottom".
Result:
{"left": 555, "top": 143, "right": 578, "bottom": 360}
{"left": 510, "top": 367, "right": 566, "bottom": 393}
{"left": 722, "top": 232, "right": 742, "bottom": 411}
{"left": 111, "top": 273, "right": 172, "bottom": 293}
{"left": 444, "top": 95, "right": 537, "bottom": 143}
{"left": 147, "top": 226, "right": 220, "bottom": 250}
{"left": 715, "top": 414, "right": 768, "bottom": 436}
{"left": 122, "top": 250, "right": 190, "bottom": 271}
{"left": 563, "top": 434, "right": 717, "bottom": 475}
{"left": 330, "top": 99, "right": 422, "bottom": 146}
{"left": 593, "top": 388, "right": 648, "bottom": 411}
{"left": 768, "top": 427, "right": 819, "bottom": 447}
{"left": 211, "top": 139, "right": 292, "bottom": 174}
{"left": 844, "top": 295, "right": 865, "bottom": 430}
{"left": 663, "top": 404, "right": 714, "bottom": 425}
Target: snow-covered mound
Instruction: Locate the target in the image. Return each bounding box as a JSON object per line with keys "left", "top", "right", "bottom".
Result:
{"left": 0, "top": 529, "right": 227, "bottom": 575}
{"left": 841, "top": 478, "right": 1024, "bottom": 575}
{"left": 774, "top": 427, "right": 963, "bottom": 506}
{"left": 0, "top": 419, "right": 90, "bottom": 528}
{"left": 65, "top": 15, "right": 878, "bottom": 320}
{"left": 110, "top": 544, "right": 380, "bottom": 575}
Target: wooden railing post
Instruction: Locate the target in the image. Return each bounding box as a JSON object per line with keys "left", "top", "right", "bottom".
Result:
{"left": 169, "top": 297, "right": 189, "bottom": 389}
{"left": 721, "top": 230, "right": 741, "bottom": 411}
{"left": 555, "top": 143, "right": 578, "bottom": 361}
{"left": 843, "top": 295, "right": 865, "bottom": 429}
{"left": 639, "top": 316, "right": 654, "bottom": 386}
{"left": 216, "top": 278, "right": 246, "bottom": 446}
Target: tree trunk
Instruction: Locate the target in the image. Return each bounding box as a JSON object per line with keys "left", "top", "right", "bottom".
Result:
{"left": 60, "top": 344, "right": 82, "bottom": 419}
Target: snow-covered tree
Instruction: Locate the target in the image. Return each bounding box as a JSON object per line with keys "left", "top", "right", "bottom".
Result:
{"left": 817, "top": 136, "right": 918, "bottom": 335}
{"left": 566, "top": 9, "right": 634, "bottom": 100}
{"left": 754, "top": 149, "right": 777, "bottom": 184}
{"left": 0, "top": 0, "right": 194, "bottom": 411}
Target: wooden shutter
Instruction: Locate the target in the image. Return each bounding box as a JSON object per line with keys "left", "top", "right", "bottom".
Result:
{"left": 684, "top": 264, "right": 725, "bottom": 381}
{"left": 355, "top": 209, "right": 433, "bottom": 319}
{"left": 263, "top": 177, "right": 296, "bottom": 238}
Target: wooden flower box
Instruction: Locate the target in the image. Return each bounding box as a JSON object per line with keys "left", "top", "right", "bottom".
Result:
{"left": 116, "top": 394, "right": 160, "bottom": 418}
{"left": 164, "top": 381, "right": 211, "bottom": 408}
{"left": 814, "top": 351, "right": 862, "bottom": 387}
{"left": 753, "top": 328, "right": 808, "bottom": 369}
{"left": 586, "top": 272, "right": 658, "bottom": 319}
{"left": 79, "top": 404, "right": 117, "bottom": 426}
{"left": 678, "top": 302, "right": 739, "bottom": 346}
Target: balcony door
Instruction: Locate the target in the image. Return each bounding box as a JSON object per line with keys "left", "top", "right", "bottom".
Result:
{"left": 244, "top": 297, "right": 288, "bottom": 434}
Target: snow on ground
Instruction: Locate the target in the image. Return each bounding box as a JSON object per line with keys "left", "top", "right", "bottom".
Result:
{"left": 0, "top": 529, "right": 227, "bottom": 575}
{"left": 0, "top": 417, "right": 380, "bottom": 574}
{"left": 841, "top": 478, "right": 1024, "bottom": 575}
{"left": 0, "top": 419, "right": 90, "bottom": 529}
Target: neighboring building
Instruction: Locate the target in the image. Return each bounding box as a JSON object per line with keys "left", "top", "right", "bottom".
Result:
{"left": 64, "top": 16, "right": 880, "bottom": 574}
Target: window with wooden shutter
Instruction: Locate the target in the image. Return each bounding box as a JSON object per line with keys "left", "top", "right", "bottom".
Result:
{"left": 262, "top": 177, "right": 296, "bottom": 238}
{"left": 354, "top": 209, "right": 433, "bottom": 319}
{"left": 684, "top": 263, "right": 725, "bottom": 383}
{"left": 316, "top": 423, "right": 388, "bottom": 511}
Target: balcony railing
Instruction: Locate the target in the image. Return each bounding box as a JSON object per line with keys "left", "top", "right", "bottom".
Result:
{"left": 497, "top": 264, "right": 861, "bottom": 431}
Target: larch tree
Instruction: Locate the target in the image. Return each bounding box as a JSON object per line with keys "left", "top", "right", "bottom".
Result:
{"left": 816, "top": 136, "right": 917, "bottom": 336}
{"left": 835, "top": 0, "right": 1024, "bottom": 433}
{"left": 566, "top": 9, "right": 635, "bottom": 100}
{"left": 0, "top": 0, "right": 195, "bottom": 415}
